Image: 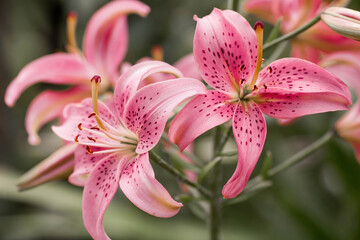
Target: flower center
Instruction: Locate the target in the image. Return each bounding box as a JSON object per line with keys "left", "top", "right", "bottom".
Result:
{"left": 75, "top": 76, "right": 139, "bottom": 158}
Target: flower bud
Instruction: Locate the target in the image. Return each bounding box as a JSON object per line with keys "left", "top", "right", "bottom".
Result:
{"left": 321, "top": 7, "right": 360, "bottom": 41}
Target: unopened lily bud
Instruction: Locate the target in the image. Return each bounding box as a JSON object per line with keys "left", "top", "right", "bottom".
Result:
{"left": 321, "top": 7, "right": 360, "bottom": 41}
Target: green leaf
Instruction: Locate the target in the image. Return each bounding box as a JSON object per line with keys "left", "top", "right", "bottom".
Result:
{"left": 265, "top": 18, "right": 283, "bottom": 43}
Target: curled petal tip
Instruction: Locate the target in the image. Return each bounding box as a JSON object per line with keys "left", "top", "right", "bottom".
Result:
{"left": 91, "top": 75, "right": 101, "bottom": 83}
{"left": 254, "top": 21, "right": 264, "bottom": 30}
{"left": 28, "top": 134, "right": 40, "bottom": 146}
{"left": 193, "top": 14, "right": 199, "bottom": 21}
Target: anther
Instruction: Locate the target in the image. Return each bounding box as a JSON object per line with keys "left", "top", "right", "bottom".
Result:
{"left": 87, "top": 136, "right": 96, "bottom": 142}
{"left": 240, "top": 64, "right": 245, "bottom": 71}
{"left": 90, "top": 126, "right": 100, "bottom": 131}
{"left": 86, "top": 145, "right": 93, "bottom": 154}
{"left": 267, "top": 67, "right": 273, "bottom": 73}
{"left": 151, "top": 45, "right": 163, "bottom": 61}
{"left": 88, "top": 112, "right": 96, "bottom": 118}
{"left": 74, "top": 134, "right": 80, "bottom": 142}
{"left": 78, "top": 123, "right": 82, "bottom": 130}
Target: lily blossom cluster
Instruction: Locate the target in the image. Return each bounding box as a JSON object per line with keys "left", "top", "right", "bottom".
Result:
{"left": 52, "top": 61, "right": 206, "bottom": 239}
{"left": 169, "top": 8, "right": 351, "bottom": 198}
{"left": 4, "top": 1, "right": 359, "bottom": 239}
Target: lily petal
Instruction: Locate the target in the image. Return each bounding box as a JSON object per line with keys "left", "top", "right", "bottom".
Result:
{"left": 222, "top": 102, "right": 267, "bottom": 198}
{"left": 69, "top": 145, "right": 109, "bottom": 186}
{"left": 174, "top": 54, "right": 202, "bottom": 80}
{"left": 320, "top": 52, "right": 360, "bottom": 94}
{"left": 169, "top": 90, "right": 235, "bottom": 151}
{"left": 119, "top": 153, "right": 182, "bottom": 217}
{"left": 5, "top": 53, "right": 94, "bottom": 107}
{"left": 194, "top": 8, "right": 257, "bottom": 94}
{"left": 26, "top": 87, "right": 90, "bottom": 145}
{"left": 52, "top": 99, "right": 120, "bottom": 145}
{"left": 82, "top": 154, "right": 124, "bottom": 240}
{"left": 256, "top": 58, "right": 351, "bottom": 119}
{"left": 124, "top": 78, "right": 207, "bottom": 154}
{"left": 336, "top": 103, "right": 360, "bottom": 163}
{"left": 17, "top": 143, "right": 77, "bottom": 191}
{"left": 83, "top": 0, "right": 150, "bottom": 82}
{"left": 243, "top": 0, "right": 278, "bottom": 24}
{"left": 114, "top": 61, "right": 183, "bottom": 119}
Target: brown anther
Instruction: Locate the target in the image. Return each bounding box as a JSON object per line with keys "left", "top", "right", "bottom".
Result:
{"left": 87, "top": 136, "right": 96, "bottom": 142}
{"left": 90, "top": 126, "right": 100, "bottom": 131}
{"left": 74, "top": 134, "right": 80, "bottom": 142}
{"left": 91, "top": 75, "right": 101, "bottom": 83}
{"left": 241, "top": 78, "right": 246, "bottom": 84}
{"left": 86, "top": 145, "right": 93, "bottom": 154}
{"left": 267, "top": 67, "right": 273, "bottom": 73}
{"left": 67, "top": 11, "right": 77, "bottom": 19}
{"left": 240, "top": 64, "right": 245, "bottom": 71}
{"left": 264, "top": 84, "right": 268, "bottom": 90}
{"left": 253, "top": 85, "right": 258, "bottom": 91}
{"left": 88, "top": 112, "right": 96, "bottom": 118}
{"left": 78, "top": 123, "right": 82, "bottom": 130}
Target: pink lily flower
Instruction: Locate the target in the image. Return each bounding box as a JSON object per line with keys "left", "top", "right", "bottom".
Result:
{"left": 336, "top": 103, "right": 360, "bottom": 163}
{"left": 319, "top": 52, "right": 360, "bottom": 162}
{"left": 52, "top": 61, "right": 207, "bottom": 240}
{"left": 4, "top": 0, "right": 150, "bottom": 145}
{"left": 243, "top": 0, "right": 360, "bottom": 63}
{"left": 168, "top": 8, "right": 351, "bottom": 199}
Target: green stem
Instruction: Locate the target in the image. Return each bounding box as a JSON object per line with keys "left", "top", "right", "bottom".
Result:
{"left": 149, "top": 151, "right": 212, "bottom": 198}
{"left": 227, "top": 0, "right": 240, "bottom": 11}
{"left": 268, "top": 130, "right": 334, "bottom": 177}
{"left": 215, "top": 126, "right": 233, "bottom": 156}
{"left": 209, "top": 127, "right": 223, "bottom": 240}
{"left": 263, "top": 14, "right": 321, "bottom": 52}
{"left": 224, "top": 130, "right": 335, "bottom": 205}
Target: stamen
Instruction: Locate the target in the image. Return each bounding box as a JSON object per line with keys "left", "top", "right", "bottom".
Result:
{"left": 74, "top": 134, "right": 80, "bottom": 142}
{"left": 87, "top": 136, "right": 96, "bottom": 142}
{"left": 88, "top": 113, "right": 96, "bottom": 118}
{"left": 249, "top": 21, "right": 264, "bottom": 90}
{"left": 66, "top": 11, "right": 81, "bottom": 55}
{"left": 151, "top": 45, "right": 163, "bottom": 61}
{"left": 90, "top": 75, "right": 107, "bottom": 131}
{"left": 86, "top": 145, "right": 93, "bottom": 154}
{"left": 78, "top": 123, "right": 82, "bottom": 130}
{"left": 90, "top": 126, "right": 100, "bottom": 131}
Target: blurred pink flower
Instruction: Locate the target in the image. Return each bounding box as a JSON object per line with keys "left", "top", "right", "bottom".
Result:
{"left": 5, "top": 0, "right": 150, "bottom": 145}
{"left": 243, "top": 0, "right": 360, "bottom": 63}
{"left": 320, "top": 52, "right": 360, "bottom": 163}
{"left": 169, "top": 8, "right": 351, "bottom": 199}
{"left": 52, "top": 61, "right": 206, "bottom": 240}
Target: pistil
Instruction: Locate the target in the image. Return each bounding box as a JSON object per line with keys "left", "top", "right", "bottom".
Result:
{"left": 249, "top": 21, "right": 264, "bottom": 90}
{"left": 66, "top": 11, "right": 81, "bottom": 55}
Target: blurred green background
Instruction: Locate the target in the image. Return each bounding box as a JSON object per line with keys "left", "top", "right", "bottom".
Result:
{"left": 1, "top": 0, "right": 360, "bottom": 239}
